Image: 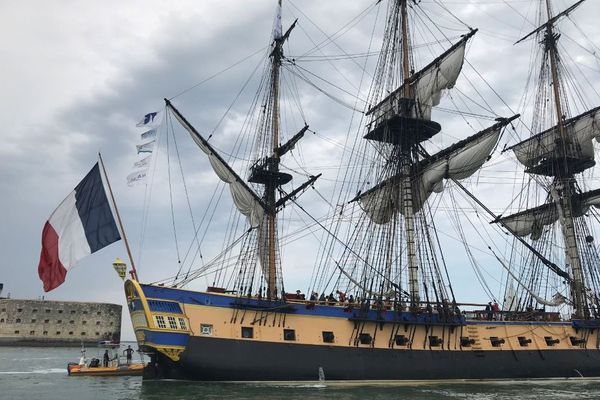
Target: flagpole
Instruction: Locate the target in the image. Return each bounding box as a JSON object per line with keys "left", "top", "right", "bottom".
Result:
{"left": 98, "top": 152, "right": 139, "bottom": 281}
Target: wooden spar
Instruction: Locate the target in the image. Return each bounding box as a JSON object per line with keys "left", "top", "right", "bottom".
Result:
{"left": 98, "top": 153, "right": 139, "bottom": 281}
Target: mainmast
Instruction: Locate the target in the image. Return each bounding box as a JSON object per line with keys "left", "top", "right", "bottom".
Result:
{"left": 544, "top": 0, "right": 586, "bottom": 318}
{"left": 399, "top": 0, "right": 420, "bottom": 306}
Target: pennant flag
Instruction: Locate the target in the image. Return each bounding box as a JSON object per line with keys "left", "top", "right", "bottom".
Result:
{"left": 140, "top": 128, "right": 156, "bottom": 140}
{"left": 127, "top": 169, "right": 148, "bottom": 187}
{"left": 133, "top": 155, "right": 152, "bottom": 169}
{"left": 38, "top": 163, "right": 121, "bottom": 292}
{"left": 136, "top": 111, "right": 162, "bottom": 127}
{"left": 136, "top": 140, "right": 155, "bottom": 154}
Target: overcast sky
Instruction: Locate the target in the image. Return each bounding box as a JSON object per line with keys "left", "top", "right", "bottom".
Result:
{"left": 1, "top": 0, "right": 599, "bottom": 340}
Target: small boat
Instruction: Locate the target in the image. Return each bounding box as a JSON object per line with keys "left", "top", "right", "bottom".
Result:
{"left": 67, "top": 342, "right": 145, "bottom": 376}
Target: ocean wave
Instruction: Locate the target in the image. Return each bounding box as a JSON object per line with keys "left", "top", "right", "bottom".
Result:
{"left": 0, "top": 368, "right": 64, "bottom": 375}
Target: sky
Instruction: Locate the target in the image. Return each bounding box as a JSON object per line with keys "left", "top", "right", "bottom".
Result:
{"left": 1, "top": 0, "right": 599, "bottom": 341}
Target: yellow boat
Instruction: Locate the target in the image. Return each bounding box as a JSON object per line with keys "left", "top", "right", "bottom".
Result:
{"left": 67, "top": 341, "right": 145, "bottom": 376}
{"left": 67, "top": 362, "right": 144, "bottom": 376}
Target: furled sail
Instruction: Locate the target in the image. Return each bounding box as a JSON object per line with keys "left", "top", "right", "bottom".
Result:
{"left": 494, "top": 188, "right": 600, "bottom": 240}
{"left": 507, "top": 106, "right": 600, "bottom": 171}
{"left": 358, "top": 120, "right": 506, "bottom": 224}
{"left": 166, "top": 101, "right": 266, "bottom": 227}
{"left": 367, "top": 30, "right": 477, "bottom": 122}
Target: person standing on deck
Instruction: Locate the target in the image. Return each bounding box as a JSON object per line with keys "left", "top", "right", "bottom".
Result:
{"left": 123, "top": 345, "right": 134, "bottom": 365}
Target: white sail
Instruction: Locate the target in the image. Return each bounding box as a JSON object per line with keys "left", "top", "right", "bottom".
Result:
{"left": 359, "top": 125, "right": 502, "bottom": 224}
{"left": 496, "top": 189, "right": 600, "bottom": 239}
{"left": 169, "top": 104, "right": 266, "bottom": 227}
{"left": 509, "top": 107, "right": 600, "bottom": 169}
{"left": 368, "top": 31, "right": 475, "bottom": 123}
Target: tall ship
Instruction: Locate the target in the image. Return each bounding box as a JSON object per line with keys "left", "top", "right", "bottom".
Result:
{"left": 123, "top": 0, "right": 600, "bottom": 380}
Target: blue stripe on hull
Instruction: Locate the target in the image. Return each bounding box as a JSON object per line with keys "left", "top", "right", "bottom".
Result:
{"left": 142, "top": 330, "right": 189, "bottom": 347}
{"left": 139, "top": 284, "right": 569, "bottom": 326}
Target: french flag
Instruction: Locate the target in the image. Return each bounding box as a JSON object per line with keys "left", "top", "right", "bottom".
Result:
{"left": 38, "top": 163, "right": 121, "bottom": 292}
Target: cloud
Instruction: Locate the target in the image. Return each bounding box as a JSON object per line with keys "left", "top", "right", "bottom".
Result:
{"left": 1, "top": 0, "right": 599, "bottom": 340}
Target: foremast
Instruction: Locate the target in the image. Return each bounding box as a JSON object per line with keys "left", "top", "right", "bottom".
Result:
{"left": 166, "top": 0, "right": 318, "bottom": 300}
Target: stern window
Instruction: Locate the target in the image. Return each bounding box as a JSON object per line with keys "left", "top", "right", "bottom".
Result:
{"left": 167, "top": 316, "right": 178, "bottom": 330}
{"left": 155, "top": 316, "right": 166, "bottom": 329}
{"left": 178, "top": 318, "right": 187, "bottom": 330}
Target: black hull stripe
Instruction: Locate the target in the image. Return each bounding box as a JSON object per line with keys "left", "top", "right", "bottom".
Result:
{"left": 145, "top": 336, "right": 600, "bottom": 381}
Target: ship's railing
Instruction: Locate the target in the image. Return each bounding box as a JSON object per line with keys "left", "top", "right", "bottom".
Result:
{"left": 464, "top": 309, "right": 561, "bottom": 322}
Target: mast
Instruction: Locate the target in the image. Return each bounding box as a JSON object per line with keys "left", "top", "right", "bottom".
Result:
{"left": 399, "top": 0, "right": 419, "bottom": 306}
{"left": 545, "top": 0, "right": 586, "bottom": 318}
{"left": 266, "top": 0, "right": 283, "bottom": 300}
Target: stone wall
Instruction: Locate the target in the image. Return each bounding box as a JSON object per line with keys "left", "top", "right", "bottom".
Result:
{"left": 0, "top": 299, "right": 121, "bottom": 346}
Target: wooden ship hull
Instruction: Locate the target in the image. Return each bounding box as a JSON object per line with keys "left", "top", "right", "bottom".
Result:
{"left": 126, "top": 280, "right": 600, "bottom": 381}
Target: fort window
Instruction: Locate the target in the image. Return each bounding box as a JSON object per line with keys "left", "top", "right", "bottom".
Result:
{"left": 69, "top": 320, "right": 75, "bottom": 324}
{"left": 241, "top": 327, "right": 253, "bottom": 339}
{"left": 82, "top": 321, "right": 87, "bottom": 325}
{"left": 43, "top": 331, "right": 48, "bottom": 336}
{"left": 14, "top": 330, "right": 19, "bottom": 334}
{"left": 97, "top": 312, "right": 101, "bottom": 316}
{"left": 81, "top": 332, "right": 86, "bottom": 336}
{"left": 1, "top": 308, "right": 5, "bottom": 312}
{"left": 32, "top": 309, "right": 38, "bottom": 313}
{"left": 83, "top": 311, "right": 88, "bottom": 314}
{"left": 45, "top": 309, "right": 51, "bottom": 313}
{"left": 58, "top": 310, "right": 63, "bottom": 314}
{"left": 155, "top": 316, "right": 166, "bottom": 329}
{"left": 178, "top": 318, "right": 187, "bottom": 330}
{"left": 56, "top": 331, "right": 60, "bottom": 335}
{"left": 167, "top": 316, "right": 178, "bottom": 330}
{"left": 17, "top": 308, "right": 22, "bottom": 312}
{"left": 283, "top": 329, "right": 296, "bottom": 341}
{"left": 395, "top": 335, "right": 410, "bottom": 346}
{"left": 57, "top": 320, "right": 62, "bottom": 323}
{"left": 110, "top": 322, "right": 114, "bottom": 326}
{"left": 31, "top": 319, "right": 36, "bottom": 323}
{"left": 96, "top": 321, "right": 101, "bottom": 325}
{"left": 0, "top": 319, "right": 4, "bottom": 323}
{"left": 29, "top": 331, "right": 35, "bottom": 335}
{"left": 71, "top": 310, "right": 76, "bottom": 314}
{"left": 200, "top": 324, "right": 213, "bottom": 335}
{"left": 44, "top": 319, "right": 49, "bottom": 323}
{"left": 69, "top": 331, "right": 73, "bottom": 335}
{"left": 95, "top": 332, "right": 100, "bottom": 336}
{"left": 358, "top": 333, "right": 372, "bottom": 345}
{"left": 15, "top": 318, "right": 21, "bottom": 323}
{"left": 322, "top": 331, "right": 335, "bottom": 343}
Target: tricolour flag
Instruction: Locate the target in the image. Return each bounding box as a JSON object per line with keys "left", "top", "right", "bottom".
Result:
{"left": 140, "top": 128, "right": 156, "bottom": 140}
{"left": 136, "top": 111, "right": 162, "bottom": 127}
{"left": 38, "top": 163, "right": 121, "bottom": 292}
{"left": 127, "top": 169, "right": 148, "bottom": 187}
{"left": 136, "top": 140, "right": 155, "bottom": 154}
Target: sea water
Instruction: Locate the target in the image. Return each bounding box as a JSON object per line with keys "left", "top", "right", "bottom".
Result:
{"left": 1, "top": 345, "right": 600, "bottom": 400}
